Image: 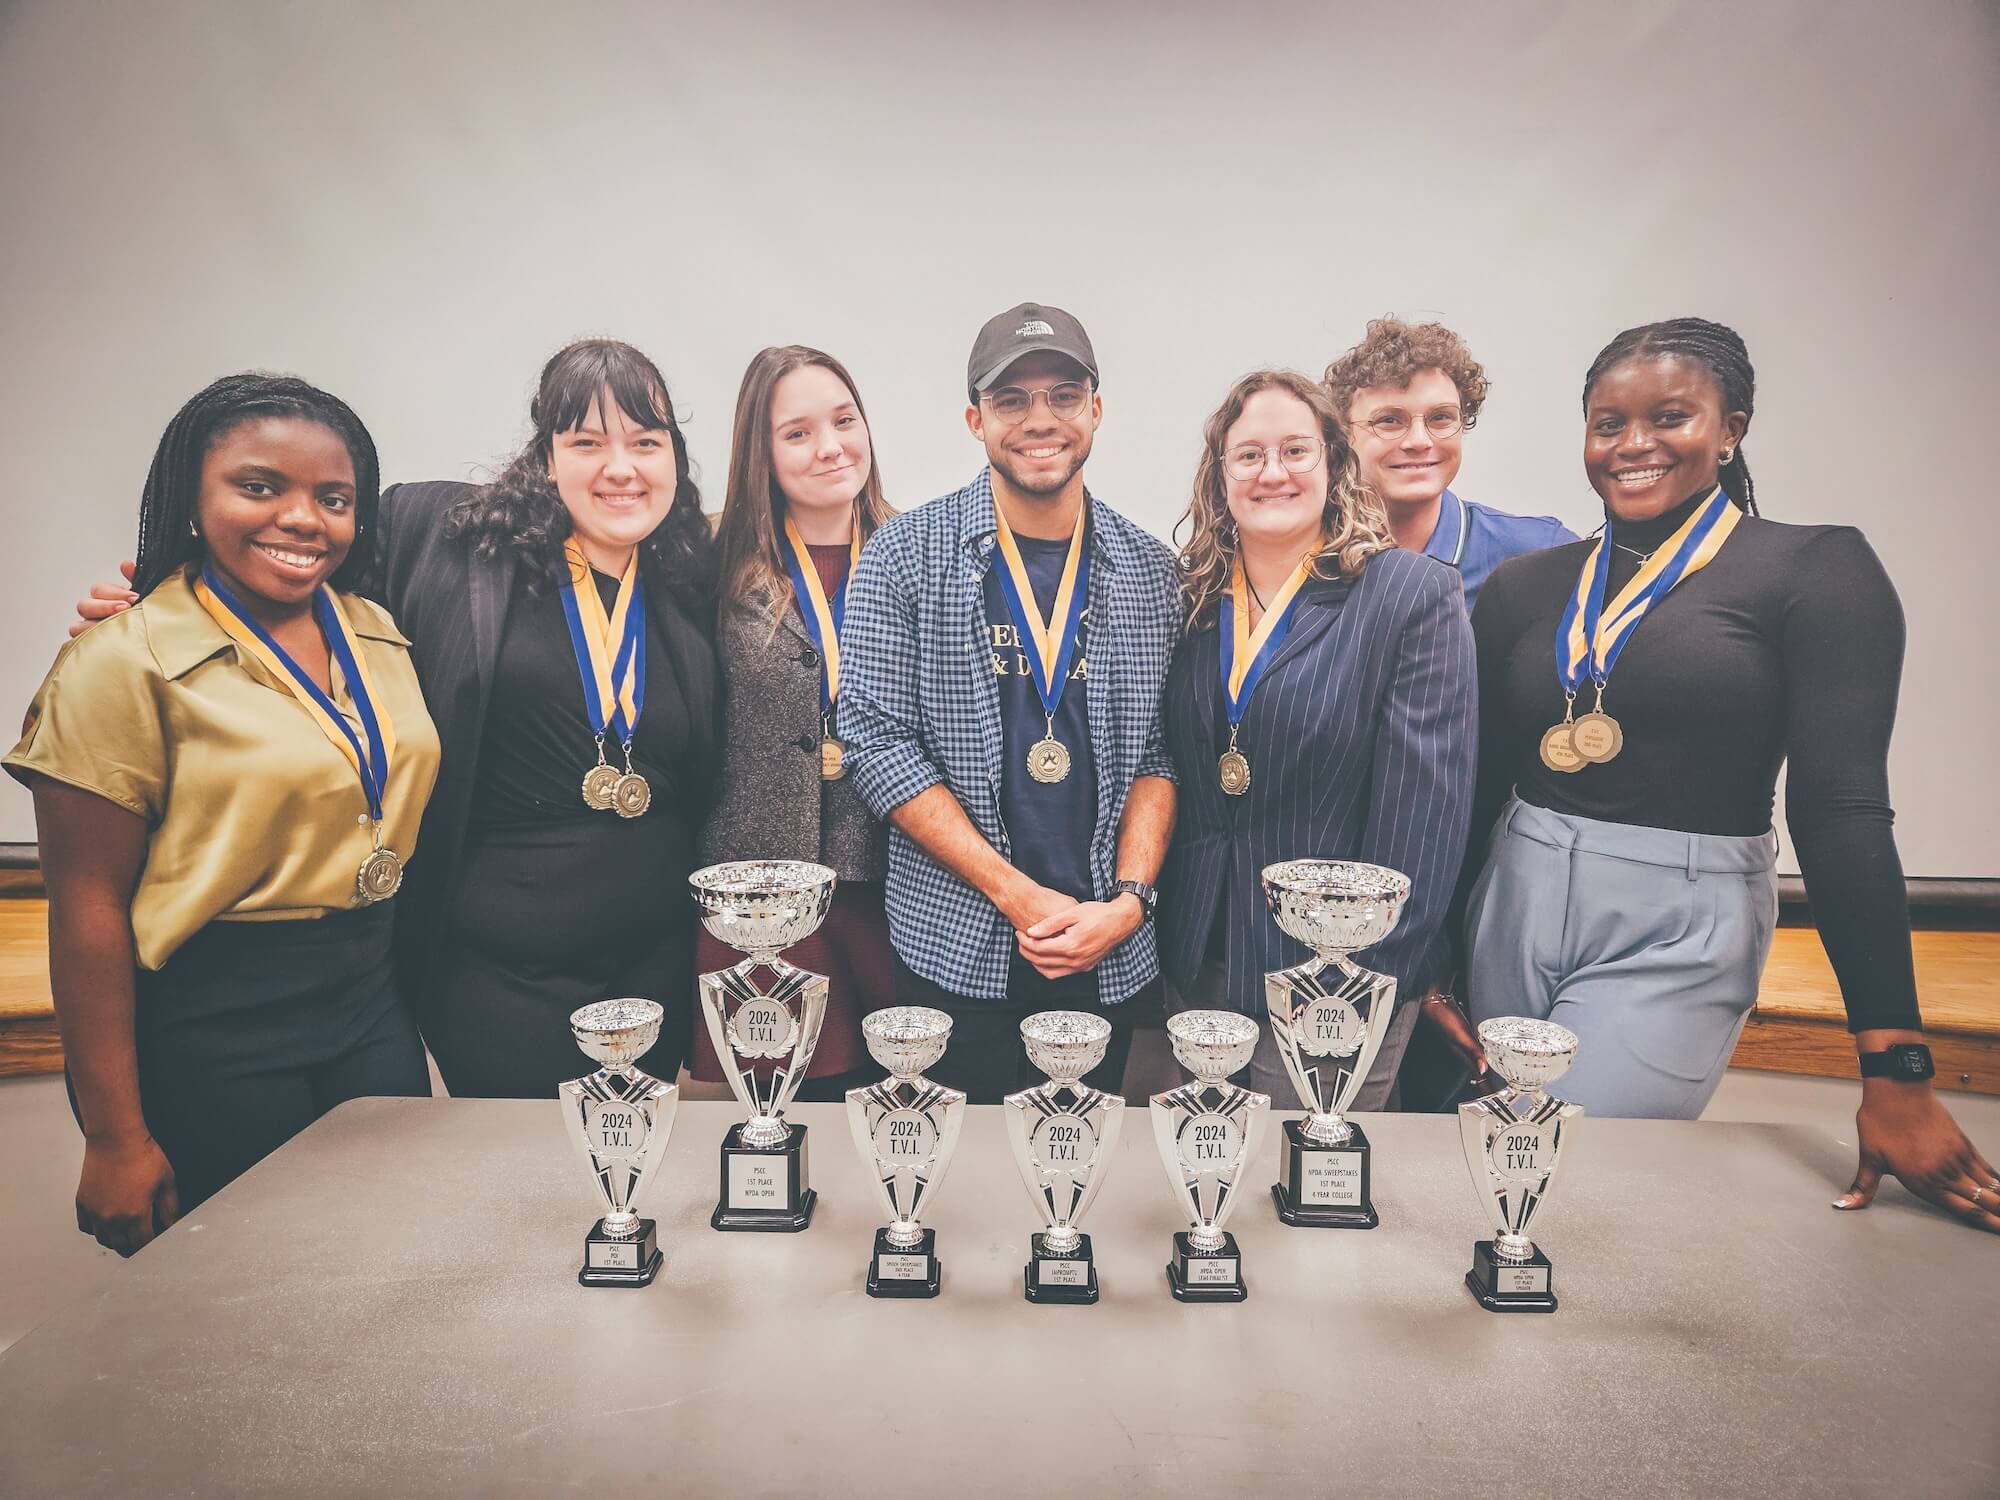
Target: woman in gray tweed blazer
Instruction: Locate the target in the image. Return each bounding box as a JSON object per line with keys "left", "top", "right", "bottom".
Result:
{"left": 694, "top": 346, "right": 894, "bottom": 1098}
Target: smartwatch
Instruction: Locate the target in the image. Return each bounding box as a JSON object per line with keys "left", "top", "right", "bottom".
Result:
{"left": 1857, "top": 1043, "right": 1934, "bottom": 1082}
{"left": 1110, "top": 879, "right": 1158, "bottom": 923}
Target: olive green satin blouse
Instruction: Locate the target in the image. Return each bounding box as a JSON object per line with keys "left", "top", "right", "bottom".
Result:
{"left": 5, "top": 571, "right": 441, "bottom": 970}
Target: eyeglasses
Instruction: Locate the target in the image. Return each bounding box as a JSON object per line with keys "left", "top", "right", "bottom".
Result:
{"left": 1360, "top": 408, "right": 1463, "bottom": 442}
{"left": 980, "top": 381, "right": 1093, "bottom": 425}
{"left": 1221, "top": 437, "right": 1325, "bottom": 482}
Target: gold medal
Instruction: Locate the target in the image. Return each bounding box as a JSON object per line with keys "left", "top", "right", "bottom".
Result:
{"left": 819, "top": 737, "right": 846, "bottom": 781}
{"left": 612, "top": 771, "right": 652, "bottom": 818}
{"left": 356, "top": 845, "right": 404, "bottom": 904}
{"left": 1539, "top": 722, "right": 1585, "bottom": 774}
{"left": 1569, "top": 711, "right": 1623, "bottom": 764}
{"left": 1029, "top": 736, "right": 1071, "bottom": 784}
{"left": 582, "top": 761, "right": 621, "bottom": 810}
{"left": 1219, "top": 747, "right": 1251, "bottom": 796}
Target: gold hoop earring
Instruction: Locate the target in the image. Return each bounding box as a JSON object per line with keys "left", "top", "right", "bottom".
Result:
{"left": 1719, "top": 449, "right": 1735, "bottom": 464}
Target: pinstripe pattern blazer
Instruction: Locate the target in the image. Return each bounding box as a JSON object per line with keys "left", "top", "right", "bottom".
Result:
{"left": 1157, "top": 546, "right": 1476, "bottom": 1017}
{"left": 369, "top": 480, "right": 719, "bottom": 1001}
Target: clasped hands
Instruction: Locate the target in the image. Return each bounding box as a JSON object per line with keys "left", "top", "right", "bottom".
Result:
{"left": 1005, "top": 879, "right": 1142, "bottom": 980}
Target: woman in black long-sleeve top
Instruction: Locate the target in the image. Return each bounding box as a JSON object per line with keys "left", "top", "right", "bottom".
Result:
{"left": 1158, "top": 370, "right": 1477, "bottom": 1107}
{"left": 1460, "top": 317, "right": 1995, "bottom": 1231}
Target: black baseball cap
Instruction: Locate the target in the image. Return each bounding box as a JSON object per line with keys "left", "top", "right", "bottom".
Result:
{"left": 966, "top": 302, "right": 1099, "bottom": 403}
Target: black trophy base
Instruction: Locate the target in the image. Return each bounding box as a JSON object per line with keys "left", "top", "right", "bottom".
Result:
{"left": 1024, "top": 1231, "right": 1099, "bottom": 1305}
{"left": 1166, "top": 1230, "right": 1248, "bottom": 1303}
{"left": 578, "top": 1217, "right": 662, "bottom": 1288}
{"left": 866, "top": 1227, "right": 941, "bottom": 1298}
{"left": 1465, "top": 1239, "right": 1558, "bottom": 1313}
{"left": 1273, "top": 1116, "right": 1378, "bottom": 1229}
{"left": 711, "top": 1121, "right": 816, "bottom": 1232}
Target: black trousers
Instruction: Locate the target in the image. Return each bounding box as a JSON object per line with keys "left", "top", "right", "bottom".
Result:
{"left": 99, "top": 903, "right": 430, "bottom": 1210}
{"left": 890, "top": 950, "right": 1150, "bottom": 1104}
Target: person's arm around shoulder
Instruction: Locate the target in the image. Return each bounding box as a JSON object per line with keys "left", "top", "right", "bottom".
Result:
{"left": 837, "top": 523, "right": 1078, "bottom": 941}
{"left": 1776, "top": 528, "right": 1999, "bottom": 1231}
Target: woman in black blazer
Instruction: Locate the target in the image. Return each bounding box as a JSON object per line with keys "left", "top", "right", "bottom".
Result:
{"left": 1159, "top": 369, "right": 1476, "bottom": 1107}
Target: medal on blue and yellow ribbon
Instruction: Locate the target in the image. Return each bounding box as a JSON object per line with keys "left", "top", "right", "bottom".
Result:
{"left": 781, "top": 517, "right": 861, "bottom": 782}
{"left": 1215, "top": 552, "right": 1315, "bottom": 796}
{"left": 1546, "top": 486, "right": 1740, "bottom": 771}
{"left": 559, "top": 539, "right": 650, "bottom": 817}
{"left": 193, "top": 568, "right": 405, "bottom": 904}
{"left": 991, "top": 499, "right": 1091, "bottom": 785}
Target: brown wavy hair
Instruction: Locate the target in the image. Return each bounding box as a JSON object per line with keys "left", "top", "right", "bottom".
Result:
{"left": 714, "top": 345, "right": 894, "bottom": 623}
{"left": 1323, "top": 316, "right": 1491, "bottom": 430}
{"left": 1174, "top": 370, "right": 1393, "bottom": 629}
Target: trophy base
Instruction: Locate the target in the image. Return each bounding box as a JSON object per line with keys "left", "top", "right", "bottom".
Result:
{"left": 1166, "top": 1231, "right": 1247, "bottom": 1303}
{"left": 711, "top": 1121, "right": 816, "bottom": 1232}
{"left": 866, "top": 1227, "right": 941, "bottom": 1298}
{"left": 1023, "top": 1231, "right": 1099, "bottom": 1305}
{"left": 578, "top": 1217, "right": 663, "bottom": 1288}
{"left": 1273, "top": 1117, "right": 1378, "bottom": 1229}
{"left": 1466, "top": 1239, "right": 1558, "bottom": 1313}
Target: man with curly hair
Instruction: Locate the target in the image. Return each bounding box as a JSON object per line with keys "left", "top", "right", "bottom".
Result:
{"left": 1326, "top": 318, "right": 1574, "bottom": 611}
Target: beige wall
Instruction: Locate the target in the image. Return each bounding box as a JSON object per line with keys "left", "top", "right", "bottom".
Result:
{"left": 2, "top": 0, "right": 1995, "bottom": 873}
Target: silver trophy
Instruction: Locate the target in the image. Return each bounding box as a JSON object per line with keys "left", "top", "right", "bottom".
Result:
{"left": 1261, "top": 859, "right": 1410, "bottom": 1229}
{"left": 1460, "top": 1017, "right": 1585, "bottom": 1312}
{"left": 691, "top": 859, "right": 835, "bottom": 1231}
{"left": 560, "top": 998, "right": 679, "bottom": 1287}
{"left": 1004, "top": 1011, "right": 1127, "bottom": 1305}
{"left": 844, "top": 1006, "right": 967, "bottom": 1298}
{"left": 1151, "top": 1010, "right": 1269, "bottom": 1302}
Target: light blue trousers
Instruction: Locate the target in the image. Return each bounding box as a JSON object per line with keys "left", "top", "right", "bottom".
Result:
{"left": 1464, "top": 798, "right": 1778, "bottom": 1120}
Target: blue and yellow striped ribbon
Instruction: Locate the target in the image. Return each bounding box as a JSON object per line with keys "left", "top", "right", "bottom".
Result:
{"left": 1218, "top": 552, "right": 1314, "bottom": 729}
{"left": 990, "top": 499, "right": 1090, "bottom": 718}
{"left": 558, "top": 540, "right": 645, "bottom": 745}
{"left": 193, "top": 569, "right": 395, "bottom": 820}
{"left": 1556, "top": 487, "right": 1740, "bottom": 696}
{"left": 780, "top": 517, "right": 862, "bottom": 714}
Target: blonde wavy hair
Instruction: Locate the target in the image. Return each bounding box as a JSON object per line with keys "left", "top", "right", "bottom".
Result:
{"left": 1174, "top": 369, "right": 1393, "bottom": 629}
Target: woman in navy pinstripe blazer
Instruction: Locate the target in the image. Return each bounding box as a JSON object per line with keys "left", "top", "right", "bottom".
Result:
{"left": 1158, "top": 370, "right": 1477, "bottom": 1108}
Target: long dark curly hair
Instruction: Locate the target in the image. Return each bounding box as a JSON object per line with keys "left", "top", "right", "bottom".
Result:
{"left": 447, "top": 338, "right": 714, "bottom": 604}
{"left": 132, "top": 372, "right": 381, "bottom": 597}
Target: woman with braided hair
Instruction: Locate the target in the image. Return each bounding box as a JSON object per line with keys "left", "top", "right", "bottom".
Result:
{"left": 10, "top": 375, "right": 440, "bottom": 1251}
{"left": 1458, "top": 318, "right": 1997, "bottom": 1232}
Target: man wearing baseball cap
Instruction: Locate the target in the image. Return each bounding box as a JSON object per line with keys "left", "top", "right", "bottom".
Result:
{"left": 838, "top": 302, "right": 1180, "bottom": 1102}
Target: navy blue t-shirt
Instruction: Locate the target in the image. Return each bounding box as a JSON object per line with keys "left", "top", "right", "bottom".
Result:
{"left": 985, "top": 531, "right": 1097, "bottom": 905}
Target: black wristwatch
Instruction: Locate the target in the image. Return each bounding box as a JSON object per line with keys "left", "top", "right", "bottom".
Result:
{"left": 1858, "top": 1043, "right": 1934, "bottom": 1082}
{"left": 1109, "top": 880, "right": 1158, "bottom": 923}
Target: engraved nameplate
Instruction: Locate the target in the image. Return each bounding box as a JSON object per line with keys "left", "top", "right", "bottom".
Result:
{"left": 1298, "top": 1149, "right": 1363, "bottom": 1206}
{"left": 1183, "top": 1256, "right": 1238, "bottom": 1286}
{"left": 876, "top": 1253, "right": 929, "bottom": 1281}
{"left": 728, "top": 1154, "right": 786, "bottom": 1210}
{"left": 588, "top": 1239, "right": 640, "bottom": 1271}
{"left": 1037, "top": 1258, "right": 1089, "bottom": 1288}
{"left": 1495, "top": 1262, "right": 1550, "bottom": 1295}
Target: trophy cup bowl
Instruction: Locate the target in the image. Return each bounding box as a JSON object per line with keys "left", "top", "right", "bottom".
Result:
{"left": 571, "top": 998, "right": 664, "bottom": 1072}
{"left": 1479, "top": 1016, "right": 1579, "bottom": 1093}
{"left": 862, "top": 1005, "right": 953, "bottom": 1081}
{"left": 1166, "top": 1009, "right": 1261, "bottom": 1083}
{"left": 690, "top": 859, "right": 837, "bottom": 958}
{"left": 1460, "top": 1017, "right": 1583, "bottom": 1313}
{"left": 561, "top": 998, "right": 677, "bottom": 1288}
{"left": 1261, "top": 859, "right": 1410, "bottom": 954}
{"left": 1021, "top": 1009, "right": 1113, "bottom": 1084}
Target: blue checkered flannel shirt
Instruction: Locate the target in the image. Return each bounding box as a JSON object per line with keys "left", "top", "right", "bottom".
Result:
{"left": 838, "top": 466, "right": 1181, "bottom": 1003}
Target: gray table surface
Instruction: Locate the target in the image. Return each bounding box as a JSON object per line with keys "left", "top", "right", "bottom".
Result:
{"left": 0, "top": 1098, "right": 1992, "bottom": 1498}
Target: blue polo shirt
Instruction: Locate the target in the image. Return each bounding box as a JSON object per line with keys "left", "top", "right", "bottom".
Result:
{"left": 1423, "top": 489, "right": 1577, "bottom": 612}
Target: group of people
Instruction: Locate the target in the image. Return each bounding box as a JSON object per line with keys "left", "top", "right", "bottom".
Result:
{"left": 13, "top": 303, "right": 1996, "bottom": 1258}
